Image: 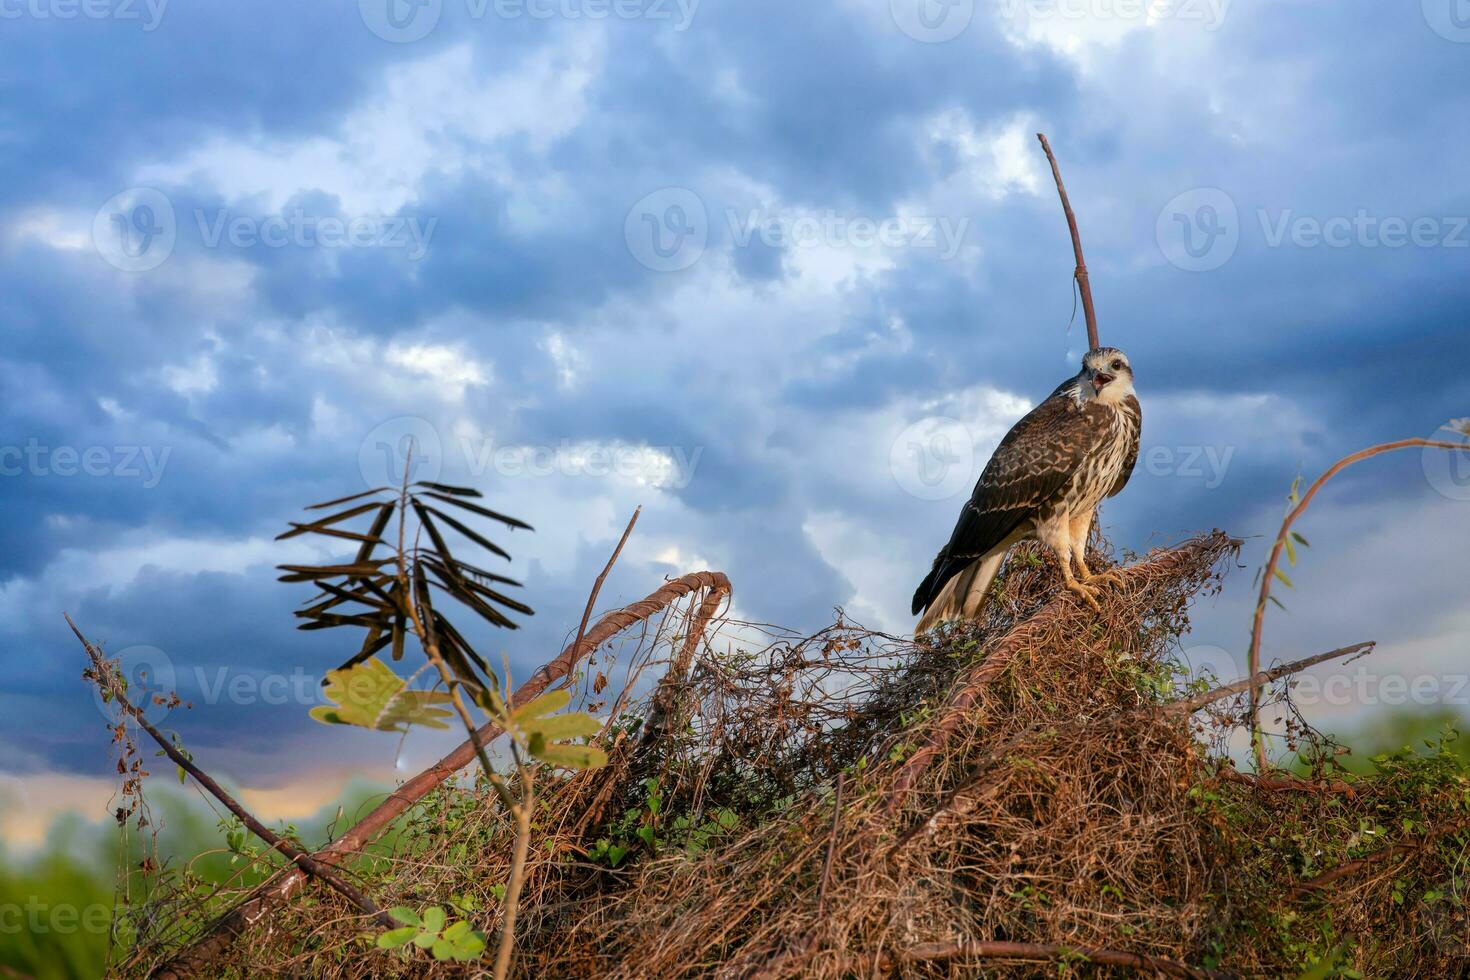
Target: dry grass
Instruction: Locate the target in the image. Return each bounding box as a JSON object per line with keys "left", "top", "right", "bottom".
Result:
{"left": 127, "top": 532, "right": 1470, "bottom": 978}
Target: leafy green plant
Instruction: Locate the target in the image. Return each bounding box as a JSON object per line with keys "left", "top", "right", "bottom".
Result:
{"left": 278, "top": 472, "right": 607, "bottom": 980}
{"left": 376, "top": 905, "right": 487, "bottom": 962}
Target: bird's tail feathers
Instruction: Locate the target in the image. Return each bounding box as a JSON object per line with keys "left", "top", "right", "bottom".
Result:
{"left": 914, "top": 549, "right": 1006, "bottom": 634}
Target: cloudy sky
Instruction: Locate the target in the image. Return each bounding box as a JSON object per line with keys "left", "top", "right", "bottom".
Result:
{"left": 2, "top": 0, "right": 1468, "bottom": 845}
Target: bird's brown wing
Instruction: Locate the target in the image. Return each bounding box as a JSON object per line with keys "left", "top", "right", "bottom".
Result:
{"left": 912, "top": 392, "right": 1105, "bottom": 616}
{"left": 1108, "top": 393, "right": 1142, "bottom": 498}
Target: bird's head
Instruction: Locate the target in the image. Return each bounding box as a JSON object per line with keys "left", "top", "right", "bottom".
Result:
{"left": 1081, "top": 347, "right": 1135, "bottom": 405}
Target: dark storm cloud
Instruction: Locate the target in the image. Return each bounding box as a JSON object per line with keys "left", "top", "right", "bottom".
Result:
{"left": 3, "top": 0, "right": 1468, "bottom": 789}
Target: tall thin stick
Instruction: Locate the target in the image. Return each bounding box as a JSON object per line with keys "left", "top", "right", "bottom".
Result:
{"left": 572, "top": 507, "right": 641, "bottom": 670}
{"left": 1037, "top": 133, "right": 1100, "bottom": 350}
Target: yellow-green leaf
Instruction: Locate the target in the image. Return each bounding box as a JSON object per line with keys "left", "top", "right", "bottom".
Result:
{"left": 531, "top": 742, "right": 608, "bottom": 770}
{"left": 523, "top": 712, "right": 602, "bottom": 743}
{"left": 510, "top": 688, "right": 570, "bottom": 723}
{"left": 311, "top": 658, "right": 453, "bottom": 733}
{"left": 376, "top": 927, "right": 417, "bottom": 949}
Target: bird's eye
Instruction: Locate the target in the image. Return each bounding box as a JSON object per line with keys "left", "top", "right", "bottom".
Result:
{"left": 1111, "top": 360, "right": 1123, "bottom": 372}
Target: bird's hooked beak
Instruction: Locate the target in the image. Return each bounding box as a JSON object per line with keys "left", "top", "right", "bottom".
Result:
{"left": 1091, "top": 372, "right": 1115, "bottom": 393}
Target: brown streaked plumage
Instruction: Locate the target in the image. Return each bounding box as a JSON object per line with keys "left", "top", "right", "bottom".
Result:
{"left": 913, "top": 347, "right": 1141, "bottom": 631}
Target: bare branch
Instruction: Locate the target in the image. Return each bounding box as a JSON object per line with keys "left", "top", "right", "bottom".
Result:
{"left": 66, "top": 615, "right": 393, "bottom": 930}
{"left": 1171, "top": 640, "right": 1376, "bottom": 715}
{"left": 1037, "top": 132, "right": 1100, "bottom": 350}
{"left": 573, "top": 506, "right": 641, "bottom": 669}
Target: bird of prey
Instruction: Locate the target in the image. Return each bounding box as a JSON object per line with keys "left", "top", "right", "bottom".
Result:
{"left": 912, "top": 347, "right": 1141, "bottom": 632}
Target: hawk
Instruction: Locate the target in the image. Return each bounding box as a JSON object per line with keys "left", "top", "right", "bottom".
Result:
{"left": 912, "top": 347, "right": 1141, "bottom": 632}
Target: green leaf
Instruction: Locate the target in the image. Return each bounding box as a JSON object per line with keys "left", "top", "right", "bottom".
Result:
{"left": 452, "top": 932, "right": 487, "bottom": 960}
{"left": 376, "top": 927, "right": 418, "bottom": 950}
{"left": 530, "top": 742, "right": 608, "bottom": 770}
{"left": 309, "top": 659, "right": 454, "bottom": 733}
{"left": 1284, "top": 535, "right": 1297, "bottom": 566}
{"left": 524, "top": 712, "right": 602, "bottom": 743}
{"left": 606, "top": 844, "right": 628, "bottom": 866}
{"left": 1291, "top": 532, "right": 1311, "bottom": 548}
{"left": 511, "top": 688, "right": 571, "bottom": 723}
{"left": 388, "top": 906, "right": 421, "bottom": 927}
{"left": 431, "top": 939, "right": 455, "bottom": 961}
{"left": 412, "top": 930, "right": 437, "bottom": 949}
{"left": 1273, "top": 568, "right": 1295, "bottom": 589}
{"left": 421, "top": 906, "right": 446, "bottom": 934}
{"left": 442, "top": 920, "right": 472, "bottom": 940}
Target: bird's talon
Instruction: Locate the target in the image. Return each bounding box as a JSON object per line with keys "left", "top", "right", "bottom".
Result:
{"left": 1066, "top": 580, "right": 1102, "bottom": 610}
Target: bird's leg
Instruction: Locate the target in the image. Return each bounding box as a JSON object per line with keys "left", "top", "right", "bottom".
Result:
{"left": 1040, "top": 514, "right": 1100, "bottom": 611}
{"left": 1069, "top": 511, "right": 1095, "bottom": 583}
{"left": 1070, "top": 509, "right": 1122, "bottom": 587}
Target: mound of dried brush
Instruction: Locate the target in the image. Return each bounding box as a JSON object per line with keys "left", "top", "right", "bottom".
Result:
{"left": 155, "top": 532, "right": 1470, "bottom": 978}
